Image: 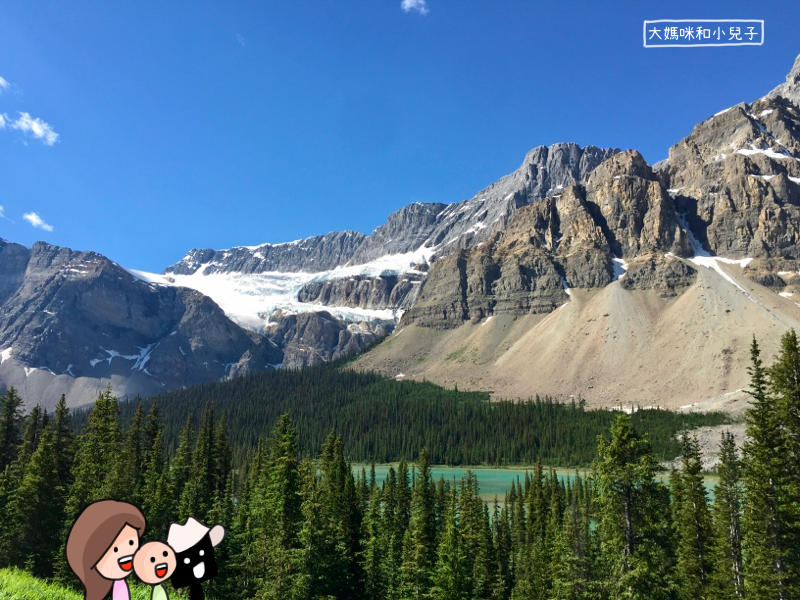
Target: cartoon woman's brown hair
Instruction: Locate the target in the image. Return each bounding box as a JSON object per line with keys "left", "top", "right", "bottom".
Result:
{"left": 66, "top": 500, "right": 146, "bottom": 600}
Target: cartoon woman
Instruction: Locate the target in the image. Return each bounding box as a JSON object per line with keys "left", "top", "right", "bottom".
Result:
{"left": 66, "top": 500, "right": 147, "bottom": 600}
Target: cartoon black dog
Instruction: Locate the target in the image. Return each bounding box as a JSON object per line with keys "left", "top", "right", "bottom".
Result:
{"left": 167, "top": 517, "right": 225, "bottom": 600}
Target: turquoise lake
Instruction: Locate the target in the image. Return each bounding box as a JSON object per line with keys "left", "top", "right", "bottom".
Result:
{"left": 352, "top": 465, "right": 719, "bottom": 502}
{"left": 352, "top": 465, "right": 592, "bottom": 502}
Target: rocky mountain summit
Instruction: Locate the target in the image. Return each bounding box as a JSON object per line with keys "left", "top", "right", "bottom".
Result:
{"left": 355, "top": 54, "right": 800, "bottom": 409}
{"left": 0, "top": 239, "right": 281, "bottom": 408}
{"left": 166, "top": 143, "right": 619, "bottom": 276}
{"left": 402, "top": 150, "right": 697, "bottom": 328}
{"left": 4, "top": 53, "right": 800, "bottom": 410}
{"left": 769, "top": 53, "right": 800, "bottom": 107}
{"left": 0, "top": 239, "right": 389, "bottom": 410}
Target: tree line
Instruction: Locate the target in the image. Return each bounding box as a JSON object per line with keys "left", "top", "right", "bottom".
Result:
{"left": 1, "top": 331, "right": 800, "bottom": 599}
{"left": 71, "top": 363, "right": 728, "bottom": 468}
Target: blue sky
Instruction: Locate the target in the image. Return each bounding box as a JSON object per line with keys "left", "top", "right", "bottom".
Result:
{"left": 1, "top": 1, "right": 799, "bottom": 272}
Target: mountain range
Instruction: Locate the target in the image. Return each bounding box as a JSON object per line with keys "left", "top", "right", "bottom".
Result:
{"left": 2, "top": 54, "right": 800, "bottom": 412}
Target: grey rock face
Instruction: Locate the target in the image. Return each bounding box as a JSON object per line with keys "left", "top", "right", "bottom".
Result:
{"left": 297, "top": 272, "right": 425, "bottom": 312}
{"left": 351, "top": 143, "right": 621, "bottom": 263}
{"left": 0, "top": 240, "right": 30, "bottom": 306}
{"left": 661, "top": 95, "right": 800, "bottom": 258}
{"left": 584, "top": 151, "right": 693, "bottom": 259}
{"left": 266, "top": 310, "right": 391, "bottom": 369}
{"left": 620, "top": 255, "right": 697, "bottom": 295}
{"left": 0, "top": 242, "right": 283, "bottom": 410}
{"left": 348, "top": 203, "right": 447, "bottom": 264}
{"left": 166, "top": 230, "right": 368, "bottom": 275}
{"left": 769, "top": 53, "right": 800, "bottom": 107}
{"left": 403, "top": 151, "right": 700, "bottom": 328}
{"left": 164, "top": 143, "right": 620, "bottom": 278}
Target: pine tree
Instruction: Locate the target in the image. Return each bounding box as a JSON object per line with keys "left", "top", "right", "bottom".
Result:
{"left": 51, "top": 395, "right": 75, "bottom": 490}
{"left": 250, "top": 414, "right": 308, "bottom": 600}
{"left": 307, "top": 431, "right": 363, "bottom": 599}
{"left": 362, "top": 483, "right": 386, "bottom": 600}
{"left": 0, "top": 387, "right": 24, "bottom": 471}
{"left": 65, "top": 388, "right": 122, "bottom": 519}
{"left": 213, "top": 413, "right": 232, "bottom": 496}
{"left": 550, "top": 499, "right": 588, "bottom": 600}
{"left": 594, "top": 413, "right": 674, "bottom": 600}
{"left": 766, "top": 329, "right": 800, "bottom": 594}
{"left": 229, "top": 439, "right": 267, "bottom": 600}
{"left": 493, "top": 499, "right": 513, "bottom": 600}
{"left": 458, "top": 471, "right": 496, "bottom": 600}
{"left": 382, "top": 466, "right": 404, "bottom": 600}
{"left": 207, "top": 473, "right": 238, "bottom": 600}
{"left": 18, "top": 405, "right": 45, "bottom": 459}
{"left": 709, "top": 432, "right": 744, "bottom": 600}
{"left": 142, "top": 399, "right": 161, "bottom": 459}
{"left": 142, "top": 429, "right": 172, "bottom": 540}
{"left": 170, "top": 415, "right": 194, "bottom": 514}
{"left": 400, "top": 450, "right": 437, "bottom": 600}
{"left": 107, "top": 402, "right": 145, "bottom": 504}
{"left": 430, "top": 488, "right": 467, "bottom": 600}
{"left": 3, "top": 428, "right": 66, "bottom": 577}
{"left": 743, "top": 336, "right": 790, "bottom": 600}
{"left": 180, "top": 404, "right": 216, "bottom": 521}
{"left": 672, "top": 433, "right": 712, "bottom": 600}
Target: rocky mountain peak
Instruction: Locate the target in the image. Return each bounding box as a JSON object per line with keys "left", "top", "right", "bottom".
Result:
{"left": 661, "top": 87, "right": 800, "bottom": 258}
{"left": 347, "top": 202, "right": 447, "bottom": 264}
{"left": 769, "top": 52, "right": 800, "bottom": 107}
{"left": 165, "top": 230, "right": 368, "bottom": 276}
{"left": 585, "top": 149, "right": 656, "bottom": 187}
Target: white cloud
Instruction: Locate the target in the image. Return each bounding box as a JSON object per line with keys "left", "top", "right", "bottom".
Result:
{"left": 0, "top": 114, "right": 5, "bottom": 129}
{"left": 0, "top": 77, "right": 9, "bottom": 92}
{"left": 23, "top": 212, "right": 53, "bottom": 232}
{"left": 401, "top": 0, "right": 429, "bottom": 15}
{"left": 11, "top": 112, "right": 59, "bottom": 146}
{"left": 0, "top": 206, "right": 4, "bottom": 219}
{"left": 236, "top": 33, "right": 245, "bottom": 46}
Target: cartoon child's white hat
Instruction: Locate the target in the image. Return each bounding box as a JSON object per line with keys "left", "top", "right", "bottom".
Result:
{"left": 167, "top": 517, "right": 225, "bottom": 554}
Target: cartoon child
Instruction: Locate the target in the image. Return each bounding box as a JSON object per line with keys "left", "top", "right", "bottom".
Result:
{"left": 133, "top": 541, "right": 177, "bottom": 600}
{"left": 66, "top": 500, "right": 146, "bottom": 600}
{"left": 167, "top": 517, "right": 225, "bottom": 600}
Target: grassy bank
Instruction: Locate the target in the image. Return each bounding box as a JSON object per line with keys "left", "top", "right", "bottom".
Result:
{"left": 0, "top": 568, "right": 187, "bottom": 600}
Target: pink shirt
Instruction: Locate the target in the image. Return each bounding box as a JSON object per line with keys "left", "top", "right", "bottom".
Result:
{"left": 112, "top": 579, "right": 130, "bottom": 600}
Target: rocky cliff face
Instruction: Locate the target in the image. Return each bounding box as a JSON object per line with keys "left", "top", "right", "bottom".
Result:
{"left": 0, "top": 237, "right": 397, "bottom": 410}
{"left": 149, "top": 143, "right": 620, "bottom": 357}
{"left": 661, "top": 95, "right": 800, "bottom": 259}
{"left": 166, "top": 231, "right": 368, "bottom": 275}
{"left": 349, "top": 143, "right": 621, "bottom": 263}
{"left": 769, "top": 53, "right": 800, "bottom": 108}
{"left": 266, "top": 310, "right": 390, "bottom": 369}
{"left": 164, "top": 143, "right": 619, "bottom": 280}
{"left": 0, "top": 241, "right": 286, "bottom": 410}
{"left": 297, "top": 272, "right": 426, "bottom": 312}
{"left": 402, "top": 151, "right": 697, "bottom": 328}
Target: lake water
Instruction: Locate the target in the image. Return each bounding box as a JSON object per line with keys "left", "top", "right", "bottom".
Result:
{"left": 352, "top": 465, "right": 720, "bottom": 503}
{"left": 352, "top": 465, "right": 590, "bottom": 502}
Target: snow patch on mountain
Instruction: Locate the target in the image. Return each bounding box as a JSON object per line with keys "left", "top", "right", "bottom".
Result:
{"left": 128, "top": 246, "right": 435, "bottom": 331}
{"left": 88, "top": 341, "right": 161, "bottom": 373}
{"left": 680, "top": 216, "right": 756, "bottom": 303}
{"left": 612, "top": 258, "right": 628, "bottom": 281}
{"left": 735, "top": 143, "right": 795, "bottom": 161}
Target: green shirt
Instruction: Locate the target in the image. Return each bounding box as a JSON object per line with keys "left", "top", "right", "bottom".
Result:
{"left": 151, "top": 584, "right": 168, "bottom": 600}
